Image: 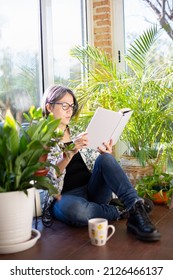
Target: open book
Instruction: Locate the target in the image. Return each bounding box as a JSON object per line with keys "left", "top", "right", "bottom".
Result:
{"left": 86, "top": 107, "right": 133, "bottom": 150}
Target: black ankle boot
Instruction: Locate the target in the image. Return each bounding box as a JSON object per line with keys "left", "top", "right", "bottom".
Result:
{"left": 127, "top": 201, "right": 161, "bottom": 241}
{"left": 109, "top": 197, "right": 154, "bottom": 214}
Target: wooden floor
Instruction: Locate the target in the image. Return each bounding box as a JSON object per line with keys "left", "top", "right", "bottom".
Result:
{"left": 0, "top": 204, "right": 173, "bottom": 260}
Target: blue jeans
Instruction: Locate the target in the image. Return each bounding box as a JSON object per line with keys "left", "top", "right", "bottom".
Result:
{"left": 52, "top": 153, "right": 140, "bottom": 226}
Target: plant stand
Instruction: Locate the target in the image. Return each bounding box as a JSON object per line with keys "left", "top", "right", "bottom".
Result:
{"left": 120, "top": 155, "right": 154, "bottom": 187}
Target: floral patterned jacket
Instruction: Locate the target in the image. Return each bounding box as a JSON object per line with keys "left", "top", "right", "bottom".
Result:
{"left": 47, "top": 142, "right": 99, "bottom": 194}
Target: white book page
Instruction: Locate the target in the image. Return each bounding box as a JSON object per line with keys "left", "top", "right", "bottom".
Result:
{"left": 111, "top": 109, "right": 133, "bottom": 145}
{"left": 86, "top": 107, "right": 132, "bottom": 150}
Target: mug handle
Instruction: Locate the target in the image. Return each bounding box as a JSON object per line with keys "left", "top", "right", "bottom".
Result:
{"left": 106, "top": 225, "right": 116, "bottom": 241}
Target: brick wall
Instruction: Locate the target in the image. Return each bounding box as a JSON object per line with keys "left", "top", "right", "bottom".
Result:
{"left": 93, "top": 0, "right": 113, "bottom": 55}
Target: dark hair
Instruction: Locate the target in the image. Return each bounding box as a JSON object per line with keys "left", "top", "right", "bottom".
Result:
{"left": 42, "top": 84, "right": 78, "bottom": 117}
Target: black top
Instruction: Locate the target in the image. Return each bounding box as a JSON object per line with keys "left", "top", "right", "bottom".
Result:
{"left": 62, "top": 152, "right": 91, "bottom": 193}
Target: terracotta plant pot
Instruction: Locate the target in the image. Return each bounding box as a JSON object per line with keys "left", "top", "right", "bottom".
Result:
{"left": 34, "top": 169, "right": 49, "bottom": 176}
{"left": 34, "top": 154, "right": 49, "bottom": 176}
{"left": 38, "top": 154, "right": 48, "bottom": 162}
{"left": 151, "top": 191, "right": 168, "bottom": 205}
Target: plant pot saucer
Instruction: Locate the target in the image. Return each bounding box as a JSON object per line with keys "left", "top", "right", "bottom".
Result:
{"left": 0, "top": 229, "right": 41, "bottom": 254}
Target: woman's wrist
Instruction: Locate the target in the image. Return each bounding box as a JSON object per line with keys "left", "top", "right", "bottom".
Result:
{"left": 63, "top": 151, "right": 73, "bottom": 162}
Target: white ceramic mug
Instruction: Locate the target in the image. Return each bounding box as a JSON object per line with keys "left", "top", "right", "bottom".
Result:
{"left": 88, "top": 218, "right": 115, "bottom": 246}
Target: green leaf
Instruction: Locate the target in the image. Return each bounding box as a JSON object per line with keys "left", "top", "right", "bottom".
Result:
{"left": 0, "top": 106, "right": 63, "bottom": 194}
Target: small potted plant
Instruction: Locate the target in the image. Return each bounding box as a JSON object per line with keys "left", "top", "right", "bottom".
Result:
{"left": 135, "top": 171, "right": 173, "bottom": 207}
{"left": 0, "top": 106, "right": 62, "bottom": 254}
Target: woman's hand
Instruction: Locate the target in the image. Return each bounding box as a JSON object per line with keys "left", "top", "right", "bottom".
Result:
{"left": 97, "top": 139, "right": 113, "bottom": 154}
{"left": 73, "top": 132, "right": 88, "bottom": 153}
{"left": 54, "top": 194, "right": 62, "bottom": 201}
{"left": 63, "top": 132, "right": 88, "bottom": 159}
{"left": 61, "top": 132, "right": 88, "bottom": 169}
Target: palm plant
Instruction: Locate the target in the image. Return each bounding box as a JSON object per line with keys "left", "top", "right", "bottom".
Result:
{"left": 70, "top": 26, "right": 173, "bottom": 166}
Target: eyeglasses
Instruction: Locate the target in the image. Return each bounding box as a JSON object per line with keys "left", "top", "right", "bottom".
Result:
{"left": 49, "top": 102, "right": 76, "bottom": 111}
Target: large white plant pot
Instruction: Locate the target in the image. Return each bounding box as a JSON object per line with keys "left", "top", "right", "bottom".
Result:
{"left": 0, "top": 187, "right": 35, "bottom": 246}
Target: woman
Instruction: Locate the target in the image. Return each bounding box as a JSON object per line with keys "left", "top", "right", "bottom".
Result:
{"left": 42, "top": 84, "right": 161, "bottom": 242}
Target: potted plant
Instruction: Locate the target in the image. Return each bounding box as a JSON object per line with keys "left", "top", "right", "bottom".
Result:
{"left": 0, "top": 106, "right": 62, "bottom": 254}
{"left": 70, "top": 26, "right": 173, "bottom": 185}
{"left": 135, "top": 171, "right": 173, "bottom": 208}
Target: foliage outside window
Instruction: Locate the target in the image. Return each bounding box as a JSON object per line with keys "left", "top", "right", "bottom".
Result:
{"left": 0, "top": 0, "right": 40, "bottom": 122}
{"left": 0, "top": 0, "right": 86, "bottom": 122}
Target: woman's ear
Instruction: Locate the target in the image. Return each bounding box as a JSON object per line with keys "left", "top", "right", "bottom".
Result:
{"left": 46, "top": 103, "right": 52, "bottom": 113}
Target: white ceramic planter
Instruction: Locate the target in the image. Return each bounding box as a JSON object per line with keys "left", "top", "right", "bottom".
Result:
{"left": 0, "top": 187, "right": 35, "bottom": 246}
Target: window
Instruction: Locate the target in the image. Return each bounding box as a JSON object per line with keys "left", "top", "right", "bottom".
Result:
{"left": 0, "top": 0, "right": 40, "bottom": 122}
{"left": 0, "top": 0, "right": 87, "bottom": 121}
{"left": 112, "top": 0, "right": 173, "bottom": 72}
{"left": 124, "top": 0, "right": 158, "bottom": 50}
{"left": 52, "top": 0, "right": 87, "bottom": 85}
{"left": 123, "top": 0, "right": 172, "bottom": 57}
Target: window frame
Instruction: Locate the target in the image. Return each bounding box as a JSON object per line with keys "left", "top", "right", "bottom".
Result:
{"left": 39, "top": 0, "right": 88, "bottom": 91}
{"left": 112, "top": 0, "right": 126, "bottom": 71}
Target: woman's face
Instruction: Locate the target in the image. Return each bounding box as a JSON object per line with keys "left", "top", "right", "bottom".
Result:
{"left": 46, "top": 93, "right": 74, "bottom": 129}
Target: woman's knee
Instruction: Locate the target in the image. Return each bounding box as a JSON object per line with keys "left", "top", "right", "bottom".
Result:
{"left": 52, "top": 196, "right": 89, "bottom": 227}
{"left": 96, "top": 153, "right": 118, "bottom": 168}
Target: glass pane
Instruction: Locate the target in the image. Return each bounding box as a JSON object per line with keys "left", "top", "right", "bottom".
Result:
{"left": 52, "top": 0, "right": 85, "bottom": 85}
{"left": 124, "top": 0, "right": 172, "bottom": 50}
{"left": 124, "top": 0, "right": 158, "bottom": 49}
{"left": 123, "top": 0, "right": 173, "bottom": 170}
{"left": 0, "top": 0, "right": 41, "bottom": 122}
